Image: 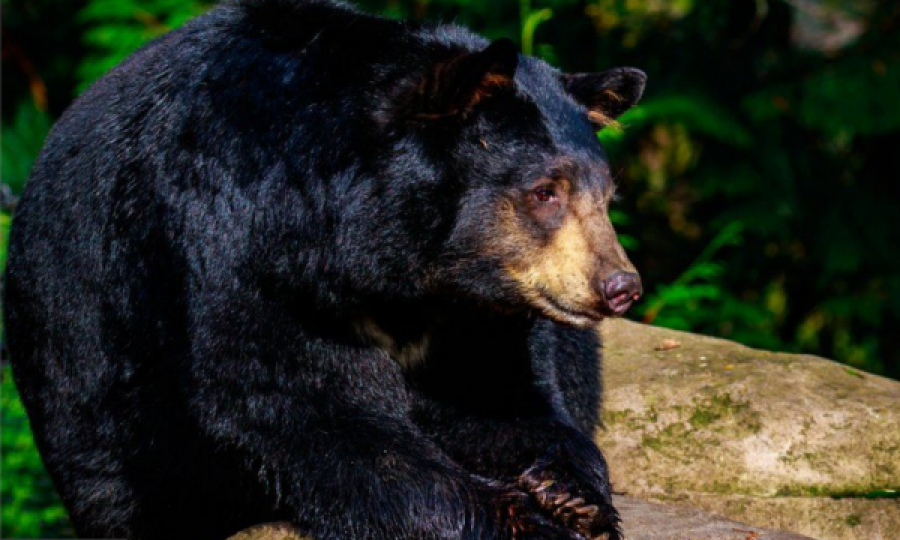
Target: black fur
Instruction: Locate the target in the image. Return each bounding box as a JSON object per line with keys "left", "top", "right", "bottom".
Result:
{"left": 4, "top": 1, "right": 644, "bottom": 538}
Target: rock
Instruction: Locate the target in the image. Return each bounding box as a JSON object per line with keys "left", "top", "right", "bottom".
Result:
{"left": 228, "top": 496, "right": 813, "bottom": 540}
{"left": 613, "top": 495, "right": 811, "bottom": 539}
{"left": 597, "top": 319, "right": 900, "bottom": 540}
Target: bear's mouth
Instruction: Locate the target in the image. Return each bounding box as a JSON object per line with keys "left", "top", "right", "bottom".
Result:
{"left": 533, "top": 291, "right": 604, "bottom": 328}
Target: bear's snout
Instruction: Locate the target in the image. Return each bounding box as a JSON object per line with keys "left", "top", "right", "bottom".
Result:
{"left": 598, "top": 271, "right": 642, "bottom": 316}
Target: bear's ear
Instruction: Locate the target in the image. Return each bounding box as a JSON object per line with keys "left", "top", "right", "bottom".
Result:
{"left": 561, "top": 67, "right": 646, "bottom": 128}
{"left": 418, "top": 38, "right": 519, "bottom": 118}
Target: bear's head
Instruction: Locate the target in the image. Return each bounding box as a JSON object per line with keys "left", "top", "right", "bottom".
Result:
{"left": 371, "top": 37, "right": 644, "bottom": 328}
{"left": 340, "top": 36, "right": 644, "bottom": 329}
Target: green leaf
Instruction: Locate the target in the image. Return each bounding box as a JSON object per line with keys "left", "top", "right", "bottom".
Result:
{"left": 1, "top": 101, "right": 52, "bottom": 194}
{"left": 617, "top": 95, "right": 754, "bottom": 148}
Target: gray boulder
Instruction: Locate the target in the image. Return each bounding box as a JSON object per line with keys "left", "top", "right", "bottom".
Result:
{"left": 598, "top": 319, "right": 900, "bottom": 540}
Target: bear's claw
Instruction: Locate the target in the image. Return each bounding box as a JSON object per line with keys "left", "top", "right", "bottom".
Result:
{"left": 518, "top": 464, "right": 621, "bottom": 540}
{"left": 490, "top": 486, "right": 588, "bottom": 540}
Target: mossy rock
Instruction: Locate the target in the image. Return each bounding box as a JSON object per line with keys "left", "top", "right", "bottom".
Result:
{"left": 597, "top": 319, "right": 900, "bottom": 540}
{"left": 230, "top": 495, "right": 812, "bottom": 540}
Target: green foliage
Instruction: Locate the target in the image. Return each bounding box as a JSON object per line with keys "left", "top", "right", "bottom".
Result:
{"left": 638, "top": 223, "right": 741, "bottom": 325}
{"left": 2, "top": 101, "right": 52, "bottom": 196}
{"left": 1, "top": 367, "right": 73, "bottom": 538}
{"left": 769, "top": 57, "right": 900, "bottom": 138}
{"left": 519, "top": 0, "right": 554, "bottom": 56}
{"left": 77, "top": 0, "right": 210, "bottom": 90}
{"left": 604, "top": 95, "right": 754, "bottom": 150}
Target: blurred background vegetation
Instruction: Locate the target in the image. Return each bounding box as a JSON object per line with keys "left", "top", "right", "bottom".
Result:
{"left": 2, "top": 0, "right": 898, "bottom": 536}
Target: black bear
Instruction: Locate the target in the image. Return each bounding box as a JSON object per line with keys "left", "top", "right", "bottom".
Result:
{"left": 4, "top": 0, "right": 645, "bottom": 538}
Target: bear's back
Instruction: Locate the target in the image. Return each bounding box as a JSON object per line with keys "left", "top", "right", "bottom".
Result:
{"left": 7, "top": 0, "right": 463, "bottom": 288}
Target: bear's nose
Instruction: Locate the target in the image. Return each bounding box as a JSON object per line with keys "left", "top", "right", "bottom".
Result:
{"left": 600, "top": 271, "right": 642, "bottom": 316}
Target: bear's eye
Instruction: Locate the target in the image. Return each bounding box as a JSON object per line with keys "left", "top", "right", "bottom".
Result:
{"left": 533, "top": 184, "right": 557, "bottom": 203}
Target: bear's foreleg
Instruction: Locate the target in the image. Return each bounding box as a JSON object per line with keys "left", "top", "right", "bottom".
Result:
{"left": 186, "top": 307, "right": 584, "bottom": 539}
{"left": 418, "top": 414, "right": 621, "bottom": 540}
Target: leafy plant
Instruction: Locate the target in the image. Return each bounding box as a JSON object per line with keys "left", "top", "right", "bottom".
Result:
{"left": 77, "top": 0, "right": 210, "bottom": 90}
{"left": 1, "top": 101, "right": 52, "bottom": 197}
{"left": 1, "top": 367, "right": 72, "bottom": 538}
{"left": 638, "top": 221, "right": 743, "bottom": 329}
